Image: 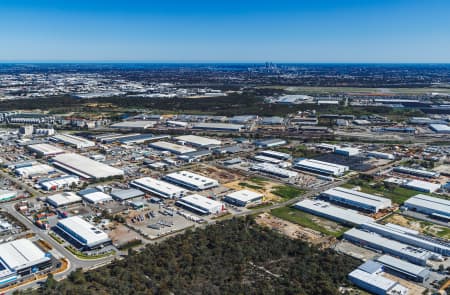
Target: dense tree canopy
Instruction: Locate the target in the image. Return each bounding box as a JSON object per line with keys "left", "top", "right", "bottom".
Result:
{"left": 21, "top": 217, "right": 358, "bottom": 295}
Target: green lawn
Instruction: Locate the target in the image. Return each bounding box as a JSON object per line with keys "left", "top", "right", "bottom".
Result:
{"left": 271, "top": 185, "right": 304, "bottom": 200}
{"left": 271, "top": 207, "right": 349, "bottom": 237}
{"left": 274, "top": 145, "right": 319, "bottom": 159}
{"left": 342, "top": 181, "right": 419, "bottom": 205}
{"left": 238, "top": 182, "right": 263, "bottom": 190}
{"left": 248, "top": 176, "right": 268, "bottom": 185}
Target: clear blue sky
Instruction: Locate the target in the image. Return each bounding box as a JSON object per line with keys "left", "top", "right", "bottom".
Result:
{"left": 1, "top": 0, "right": 449, "bottom": 63}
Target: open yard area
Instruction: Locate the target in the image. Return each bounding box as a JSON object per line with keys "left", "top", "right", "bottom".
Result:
{"left": 271, "top": 206, "right": 349, "bottom": 237}
{"left": 190, "top": 164, "right": 244, "bottom": 184}
{"left": 224, "top": 177, "right": 290, "bottom": 203}
{"left": 381, "top": 213, "right": 450, "bottom": 240}
{"left": 255, "top": 213, "right": 335, "bottom": 247}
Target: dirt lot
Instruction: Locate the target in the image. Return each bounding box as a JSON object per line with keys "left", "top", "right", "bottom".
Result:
{"left": 107, "top": 222, "right": 143, "bottom": 247}
{"left": 381, "top": 213, "right": 450, "bottom": 240}
{"left": 224, "top": 178, "right": 284, "bottom": 202}
{"left": 381, "top": 273, "right": 426, "bottom": 295}
{"left": 255, "top": 213, "right": 335, "bottom": 248}
{"left": 190, "top": 164, "right": 244, "bottom": 184}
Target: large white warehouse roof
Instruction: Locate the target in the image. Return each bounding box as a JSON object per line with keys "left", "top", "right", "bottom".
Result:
{"left": 0, "top": 239, "right": 50, "bottom": 271}
{"left": 294, "top": 199, "right": 374, "bottom": 225}
{"left": 163, "top": 170, "right": 219, "bottom": 190}
{"left": 404, "top": 179, "right": 441, "bottom": 193}
{"left": 294, "top": 159, "right": 349, "bottom": 176}
{"left": 53, "top": 134, "right": 95, "bottom": 149}
{"left": 110, "top": 120, "right": 156, "bottom": 129}
{"left": 46, "top": 191, "right": 82, "bottom": 207}
{"left": 57, "top": 216, "right": 110, "bottom": 248}
{"left": 149, "top": 141, "right": 197, "bottom": 154}
{"left": 404, "top": 194, "right": 450, "bottom": 217}
{"left": 175, "top": 135, "right": 221, "bottom": 147}
{"left": 131, "top": 177, "right": 187, "bottom": 199}
{"left": 52, "top": 153, "right": 124, "bottom": 179}
{"left": 176, "top": 194, "right": 223, "bottom": 215}
{"left": 27, "top": 143, "right": 65, "bottom": 156}
{"left": 321, "top": 187, "right": 391, "bottom": 212}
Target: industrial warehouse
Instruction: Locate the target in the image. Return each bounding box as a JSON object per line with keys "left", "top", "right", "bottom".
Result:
{"left": 46, "top": 191, "right": 82, "bottom": 207}
{"left": 110, "top": 188, "right": 145, "bottom": 201}
{"left": 149, "top": 140, "right": 197, "bottom": 155}
{"left": 27, "top": 143, "right": 65, "bottom": 157}
{"left": 175, "top": 194, "right": 224, "bottom": 215}
{"left": 192, "top": 122, "right": 245, "bottom": 132}
{"left": 251, "top": 163, "right": 298, "bottom": 178}
{"left": 52, "top": 153, "right": 124, "bottom": 180}
{"left": 0, "top": 239, "right": 52, "bottom": 287}
{"left": 52, "top": 133, "right": 96, "bottom": 149}
{"left": 77, "top": 188, "right": 113, "bottom": 204}
{"left": 320, "top": 187, "right": 392, "bottom": 213}
{"left": 223, "top": 189, "right": 263, "bottom": 207}
{"left": 38, "top": 175, "right": 80, "bottom": 191}
{"left": 175, "top": 135, "right": 222, "bottom": 148}
{"left": 403, "top": 194, "right": 450, "bottom": 220}
{"left": 348, "top": 262, "right": 408, "bottom": 295}
{"left": 15, "top": 164, "right": 55, "bottom": 178}
{"left": 375, "top": 255, "right": 430, "bottom": 283}
{"left": 130, "top": 177, "right": 188, "bottom": 199}
{"left": 360, "top": 222, "right": 450, "bottom": 256}
{"left": 257, "top": 150, "right": 291, "bottom": 160}
{"left": 163, "top": 171, "right": 219, "bottom": 190}
{"left": 293, "top": 158, "right": 349, "bottom": 176}
{"left": 343, "top": 228, "right": 433, "bottom": 266}
{"left": 293, "top": 199, "right": 374, "bottom": 226}
{"left": 402, "top": 179, "right": 441, "bottom": 193}
{"left": 56, "top": 216, "right": 111, "bottom": 250}
{"left": 393, "top": 166, "right": 440, "bottom": 179}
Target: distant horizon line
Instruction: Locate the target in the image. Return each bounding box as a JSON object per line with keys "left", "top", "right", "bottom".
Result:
{"left": 1, "top": 60, "right": 450, "bottom": 65}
